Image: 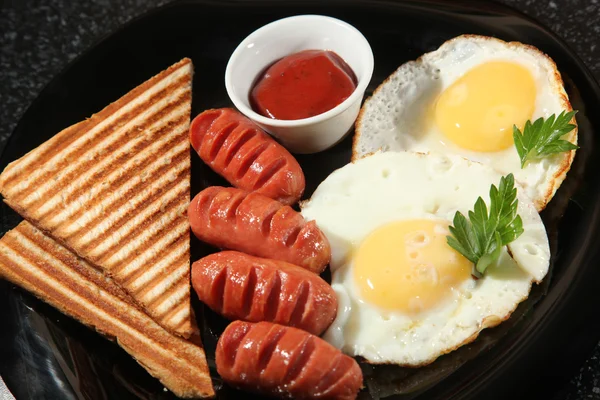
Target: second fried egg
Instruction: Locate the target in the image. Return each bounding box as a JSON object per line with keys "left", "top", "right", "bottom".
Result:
{"left": 300, "top": 151, "right": 550, "bottom": 366}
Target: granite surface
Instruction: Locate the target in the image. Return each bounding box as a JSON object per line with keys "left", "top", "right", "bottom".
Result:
{"left": 1, "top": 0, "right": 599, "bottom": 399}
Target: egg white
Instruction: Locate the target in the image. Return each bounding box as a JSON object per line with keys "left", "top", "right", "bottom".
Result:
{"left": 300, "top": 151, "right": 550, "bottom": 366}
{"left": 353, "top": 35, "right": 577, "bottom": 211}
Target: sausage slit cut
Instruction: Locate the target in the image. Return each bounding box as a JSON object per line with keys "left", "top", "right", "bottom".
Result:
{"left": 253, "top": 158, "right": 286, "bottom": 191}
{"left": 241, "top": 266, "right": 257, "bottom": 318}
{"left": 192, "top": 109, "right": 222, "bottom": 144}
{"left": 224, "top": 127, "right": 255, "bottom": 166}
{"left": 264, "top": 271, "right": 282, "bottom": 321}
{"left": 288, "top": 281, "right": 310, "bottom": 327}
{"left": 283, "top": 335, "right": 316, "bottom": 387}
{"left": 212, "top": 266, "right": 228, "bottom": 313}
{"left": 256, "top": 324, "right": 286, "bottom": 372}
{"left": 227, "top": 323, "right": 252, "bottom": 369}
{"left": 284, "top": 225, "right": 303, "bottom": 248}
{"left": 206, "top": 191, "right": 225, "bottom": 222}
{"left": 225, "top": 194, "right": 245, "bottom": 222}
{"left": 194, "top": 190, "right": 213, "bottom": 220}
{"left": 235, "top": 142, "right": 270, "bottom": 180}
{"left": 260, "top": 207, "right": 279, "bottom": 236}
{"left": 317, "top": 356, "right": 356, "bottom": 397}
{"left": 209, "top": 121, "right": 238, "bottom": 161}
{"left": 312, "top": 354, "right": 344, "bottom": 395}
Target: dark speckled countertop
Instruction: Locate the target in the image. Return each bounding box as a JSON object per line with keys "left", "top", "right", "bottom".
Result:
{"left": 1, "top": 0, "right": 600, "bottom": 399}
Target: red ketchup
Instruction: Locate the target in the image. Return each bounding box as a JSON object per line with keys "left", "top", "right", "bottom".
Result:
{"left": 250, "top": 50, "right": 357, "bottom": 120}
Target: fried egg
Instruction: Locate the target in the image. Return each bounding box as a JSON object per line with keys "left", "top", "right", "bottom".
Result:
{"left": 353, "top": 35, "right": 577, "bottom": 211}
{"left": 300, "top": 151, "right": 550, "bottom": 366}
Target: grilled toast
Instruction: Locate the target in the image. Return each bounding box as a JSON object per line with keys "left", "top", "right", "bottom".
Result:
{"left": 0, "top": 221, "right": 214, "bottom": 398}
{"left": 0, "top": 58, "right": 194, "bottom": 338}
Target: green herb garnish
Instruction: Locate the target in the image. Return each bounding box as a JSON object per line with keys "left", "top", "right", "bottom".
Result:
{"left": 513, "top": 110, "right": 578, "bottom": 168}
{"left": 446, "top": 173, "right": 524, "bottom": 278}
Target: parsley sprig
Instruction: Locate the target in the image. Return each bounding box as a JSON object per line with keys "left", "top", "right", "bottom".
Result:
{"left": 446, "top": 173, "right": 524, "bottom": 278}
{"left": 513, "top": 110, "right": 578, "bottom": 168}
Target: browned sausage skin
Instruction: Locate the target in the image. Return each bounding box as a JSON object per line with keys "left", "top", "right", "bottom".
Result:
{"left": 192, "top": 251, "right": 337, "bottom": 335}
{"left": 216, "top": 321, "right": 363, "bottom": 400}
{"left": 188, "top": 186, "right": 331, "bottom": 274}
{"left": 190, "top": 108, "right": 305, "bottom": 205}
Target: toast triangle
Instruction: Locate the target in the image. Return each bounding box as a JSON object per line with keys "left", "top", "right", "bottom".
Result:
{"left": 0, "top": 221, "right": 214, "bottom": 398}
{"left": 0, "top": 58, "right": 194, "bottom": 338}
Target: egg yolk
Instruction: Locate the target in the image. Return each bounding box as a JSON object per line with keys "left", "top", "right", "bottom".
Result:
{"left": 434, "top": 61, "right": 536, "bottom": 152}
{"left": 354, "top": 219, "right": 471, "bottom": 313}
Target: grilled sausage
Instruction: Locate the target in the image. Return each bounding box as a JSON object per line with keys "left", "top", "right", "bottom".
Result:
{"left": 188, "top": 186, "right": 331, "bottom": 274}
{"left": 190, "top": 108, "right": 305, "bottom": 205}
{"left": 216, "top": 321, "right": 363, "bottom": 400}
{"left": 192, "top": 251, "right": 337, "bottom": 335}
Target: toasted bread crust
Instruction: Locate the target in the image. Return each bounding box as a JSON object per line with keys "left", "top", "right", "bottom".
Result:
{"left": 0, "top": 221, "right": 214, "bottom": 398}
{"left": 0, "top": 58, "right": 194, "bottom": 337}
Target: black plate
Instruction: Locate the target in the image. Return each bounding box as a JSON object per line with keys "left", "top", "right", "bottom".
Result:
{"left": 2, "top": 1, "right": 600, "bottom": 399}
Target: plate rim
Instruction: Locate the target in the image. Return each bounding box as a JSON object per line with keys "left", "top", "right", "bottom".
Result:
{"left": 2, "top": 1, "right": 600, "bottom": 399}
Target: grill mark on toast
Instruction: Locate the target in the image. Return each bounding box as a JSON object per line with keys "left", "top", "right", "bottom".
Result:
{"left": 0, "top": 60, "right": 191, "bottom": 182}
{"left": 23, "top": 216, "right": 192, "bottom": 333}
{"left": 108, "top": 220, "right": 189, "bottom": 288}
{"left": 60, "top": 119, "right": 185, "bottom": 211}
{"left": 8, "top": 223, "right": 150, "bottom": 315}
{"left": 1, "top": 64, "right": 191, "bottom": 192}
{"left": 43, "top": 124, "right": 189, "bottom": 232}
{"left": 159, "top": 299, "right": 191, "bottom": 328}
{"left": 46, "top": 125, "right": 188, "bottom": 233}
{"left": 0, "top": 236, "right": 142, "bottom": 329}
{"left": 31, "top": 98, "right": 190, "bottom": 217}
{"left": 73, "top": 154, "right": 188, "bottom": 249}
{"left": 94, "top": 182, "right": 188, "bottom": 269}
{"left": 0, "top": 221, "right": 213, "bottom": 397}
{"left": 129, "top": 244, "right": 188, "bottom": 299}
{"left": 1, "top": 228, "right": 119, "bottom": 298}
{"left": 7, "top": 75, "right": 190, "bottom": 203}
{"left": 62, "top": 147, "right": 188, "bottom": 246}
{"left": 0, "top": 58, "right": 195, "bottom": 339}
{"left": 152, "top": 273, "right": 190, "bottom": 317}
{"left": 0, "top": 253, "right": 204, "bottom": 391}
{"left": 158, "top": 295, "right": 191, "bottom": 330}
{"left": 123, "top": 235, "right": 187, "bottom": 290}
{"left": 157, "top": 291, "right": 191, "bottom": 325}
{"left": 0, "top": 122, "right": 86, "bottom": 189}
{"left": 144, "top": 270, "right": 188, "bottom": 310}
{"left": 170, "top": 313, "right": 193, "bottom": 334}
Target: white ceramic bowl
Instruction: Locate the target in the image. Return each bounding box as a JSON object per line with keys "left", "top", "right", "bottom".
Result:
{"left": 225, "top": 15, "right": 374, "bottom": 154}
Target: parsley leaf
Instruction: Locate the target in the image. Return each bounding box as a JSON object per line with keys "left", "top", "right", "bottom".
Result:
{"left": 446, "top": 173, "right": 524, "bottom": 278}
{"left": 513, "top": 110, "right": 578, "bottom": 168}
